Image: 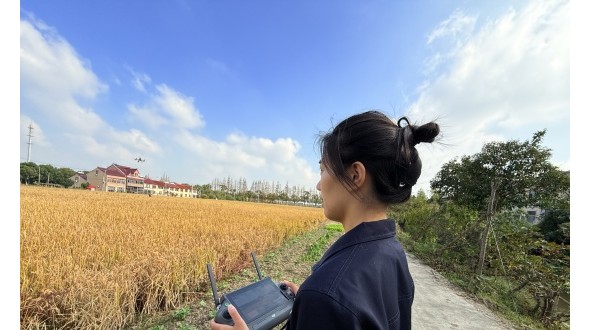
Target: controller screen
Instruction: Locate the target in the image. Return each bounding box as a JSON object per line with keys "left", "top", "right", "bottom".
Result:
{"left": 227, "top": 278, "right": 288, "bottom": 324}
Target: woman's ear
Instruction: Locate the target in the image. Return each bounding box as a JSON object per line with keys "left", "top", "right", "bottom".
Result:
{"left": 349, "top": 161, "right": 366, "bottom": 188}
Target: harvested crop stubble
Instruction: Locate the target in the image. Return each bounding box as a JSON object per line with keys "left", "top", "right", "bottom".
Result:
{"left": 20, "top": 186, "right": 324, "bottom": 329}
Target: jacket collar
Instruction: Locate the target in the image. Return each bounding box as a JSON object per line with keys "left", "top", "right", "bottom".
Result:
{"left": 312, "top": 219, "right": 396, "bottom": 272}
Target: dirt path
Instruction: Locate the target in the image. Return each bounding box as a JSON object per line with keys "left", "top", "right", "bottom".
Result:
{"left": 407, "top": 253, "right": 515, "bottom": 330}
{"left": 128, "top": 222, "right": 516, "bottom": 330}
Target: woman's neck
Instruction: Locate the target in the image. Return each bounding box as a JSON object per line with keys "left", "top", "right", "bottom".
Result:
{"left": 340, "top": 207, "right": 388, "bottom": 232}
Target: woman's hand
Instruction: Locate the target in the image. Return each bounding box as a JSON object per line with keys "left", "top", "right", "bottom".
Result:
{"left": 281, "top": 280, "right": 300, "bottom": 296}
{"left": 209, "top": 281, "right": 299, "bottom": 329}
{"left": 209, "top": 305, "right": 248, "bottom": 330}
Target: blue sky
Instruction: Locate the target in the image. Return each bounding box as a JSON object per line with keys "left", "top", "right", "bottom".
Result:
{"left": 17, "top": 0, "right": 570, "bottom": 196}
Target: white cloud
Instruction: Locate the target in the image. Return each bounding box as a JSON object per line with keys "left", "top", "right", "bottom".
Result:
{"left": 427, "top": 9, "right": 477, "bottom": 45}
{"left": 173, "top": 130, "right": 317, "bottom": 188}
{"left": 407, "top": 0, "right": 569, "bottom": 195}
{"left": 111, "top": 128, "right": 161, "bottom": 154}
{"left": 226, "top": 133, "right": 301, "bottom": 163}
{"left": 154, "top": 84, "right": 205, "bottom": 129}
{"left": 20, "top": 18, "right": 108, "bottom": 102}
{"left": 20, "top": 17, "right": 160, "bottom": 168}
{"left": 128, "top": 104, "right": 168, "bottom": 130}
{"left": 20, "top": 116, "right": 50, "bottom": 148}
{"left": 126, "top": 83, "right": 206, "bottom": 131}
{"left": 129, "top": 69, "right": 152, "bottom": 93}
{"left": 19, "top": 116, "right": 51, "bottom": 164}
{"left": 424, "top": 9, "right": 477, "bottom": 75}
{"left": 20, "top": 15, "right": 317, "bottom": 188}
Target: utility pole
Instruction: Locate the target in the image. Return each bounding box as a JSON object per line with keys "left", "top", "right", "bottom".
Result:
{"left": 27, "top": 123, "right": 34, "bottom": 162}
{"left": 104, "top": 167, "right": 108, "bottom": 192}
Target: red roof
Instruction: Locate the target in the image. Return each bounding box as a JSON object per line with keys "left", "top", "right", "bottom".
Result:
{"left": 97, "top": 167, "right": 125, "bottom": 178}
{"left": 144, "top": 178, "right": 166, "bottom": 188}
{"left": 111, "top": 164, "right": 140, "bottom": 176}
{"left": 143, "top": 178, "right": 192, "bottom": 191}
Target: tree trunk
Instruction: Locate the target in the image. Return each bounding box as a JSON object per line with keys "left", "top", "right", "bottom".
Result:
{"left": 540, "top": 291, "right": 559, "bottom": 323}
{"left": 476, "top": 180, "right": 499, "bottom": 275}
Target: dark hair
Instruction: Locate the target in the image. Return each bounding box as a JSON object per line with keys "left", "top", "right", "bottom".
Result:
{"left": 318, "top": 110, "right": 439, "bottom": 204}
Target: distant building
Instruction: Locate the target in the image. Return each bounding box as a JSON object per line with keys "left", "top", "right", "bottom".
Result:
{"left": 110, "top": 164, "right": 144, "bottom": 194}
{"left": 523, "top": 206, "right": 544, "bottom": 224}
{"left": 85, "top": 166, "right": 126, "bottom": 192}
{"left": 71, "top": 163, "right": 194, "bottom": 198}
{"left": 70, "top": 172, "right": 88, "bottom": 189}
{"left": 144, "top": 178, "right": 167, "bottom": 196}
{"left": 144, "top": 178, "right": 195, "bottom": 198}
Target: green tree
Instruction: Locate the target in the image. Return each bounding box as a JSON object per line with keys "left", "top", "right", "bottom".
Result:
{"left": 430, "top": 130, "right": 567, "bottom": 275}
{"left": 20, "top": 162, "right": 39, "bottom": 184}
{"left": 537, "top": 209, "right": 570, "bottom": 245}
{"left": 481, "top": 209, "right": 568, "bottom": 324}
{"left": 20, "top": 162, "right": 76, "bottom": 187}
{"left": 54, "top": 167, "right": 76, "bottom": 187}
{"left": 391, "top": 190, "right": 438, "bottom": 242}
{"left": 391, "top": 193, "right": 481, "bottom": 271}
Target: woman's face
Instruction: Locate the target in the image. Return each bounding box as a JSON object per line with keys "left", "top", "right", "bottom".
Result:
{"left": 316, "top": 161, "right": 351, "bottom": 222}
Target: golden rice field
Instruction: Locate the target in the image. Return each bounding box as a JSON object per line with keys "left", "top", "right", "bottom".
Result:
{"left": 20, "top": 186, "right": 325, "bottom": 329}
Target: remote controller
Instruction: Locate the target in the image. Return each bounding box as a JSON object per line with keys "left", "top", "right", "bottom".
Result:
{"left": 207, "top": 252, "right": 295, "bottom": 330}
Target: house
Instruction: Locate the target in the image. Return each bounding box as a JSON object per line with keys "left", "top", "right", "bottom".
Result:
{"left": 109, "top": 164, "right": 144, "bottom": 194}
{"left": 72, "top": 162, "right": 195, "bottom": 198}
{"left": 168, "top": 182, "right": 195, "bottom": 198}
{"left": 81, "top": 164, "right": 146, "bottom": 193}
{"left": 70, "top": 172, "right": 88, "bottom": 189}
{"left": 144, "top": 178, "right": 167, "bottom": 196}
{"left": 524, "top": 206, "right": 544, "bottom": 224}
{"left": 85, "top": 166, "right": 126, "bottom": 192}
{"left": 143, "top": 178, "right": 196, "bottom": 198}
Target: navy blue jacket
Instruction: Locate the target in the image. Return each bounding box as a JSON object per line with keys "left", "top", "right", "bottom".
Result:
{"left": 287, "top": 219, "right": 414, "bottom": 330}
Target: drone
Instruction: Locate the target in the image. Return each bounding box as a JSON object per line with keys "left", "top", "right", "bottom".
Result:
{"left": 134, "top": 157, "right": 146, "bottom": 163}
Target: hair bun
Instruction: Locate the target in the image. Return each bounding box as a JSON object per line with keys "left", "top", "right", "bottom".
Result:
{"left": 413, "top": 122, "right": 439, "bottom": 145}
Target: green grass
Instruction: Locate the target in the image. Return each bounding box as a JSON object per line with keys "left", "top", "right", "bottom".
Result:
{"left": 325, "top": 223, "right": 344, "bottom": 232}
{"left": 172, "top": 307, "right": 191, "bottom": 321}
{"left": 299, "top": 223, "right": 343, "bottom": 262}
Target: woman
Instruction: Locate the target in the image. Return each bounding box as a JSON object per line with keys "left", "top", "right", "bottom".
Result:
{"left": 211, "top": 110, "right": 440, "bottom": 330}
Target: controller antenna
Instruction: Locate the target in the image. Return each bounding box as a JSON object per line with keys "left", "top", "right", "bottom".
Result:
{"left": 206, "top": 263, "right": 221, "bottom": 306}
{"left": 251, "top": 252, "right": 264, "bottom": 280}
